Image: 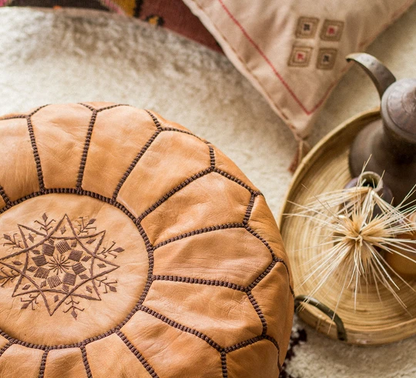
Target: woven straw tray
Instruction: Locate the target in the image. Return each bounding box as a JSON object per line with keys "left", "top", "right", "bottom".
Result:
{"left": 279, "top": 109, "right": 416, "bottom": 345}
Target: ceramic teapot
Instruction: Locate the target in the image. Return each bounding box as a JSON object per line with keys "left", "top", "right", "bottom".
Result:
{"left": 348, "top": 53, "right": 416, "bottom": 205}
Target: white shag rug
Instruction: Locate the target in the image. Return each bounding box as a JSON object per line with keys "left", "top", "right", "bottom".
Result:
{"left": 0, "top": 6, "right": 416, "bottom": 377}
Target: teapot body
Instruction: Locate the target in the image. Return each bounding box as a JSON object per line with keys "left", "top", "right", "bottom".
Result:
{"left": 348, "top": 54, "right": 416, "bottom": 205}
{"left": 349, "top": 118, "right": 416, "bottom": 205}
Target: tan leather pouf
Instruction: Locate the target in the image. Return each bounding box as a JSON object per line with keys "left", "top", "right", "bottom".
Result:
{"left": 0, "top": 103, "right": 293, "bottom": 378}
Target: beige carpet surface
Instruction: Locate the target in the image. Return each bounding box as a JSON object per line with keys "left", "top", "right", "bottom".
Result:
{"left": 0, "top": 5, "right": 415, "bottom": 377}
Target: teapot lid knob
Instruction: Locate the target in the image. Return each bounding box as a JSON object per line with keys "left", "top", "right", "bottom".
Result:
{"left": 386, "top": 79, "right": 416, "bottom": 137}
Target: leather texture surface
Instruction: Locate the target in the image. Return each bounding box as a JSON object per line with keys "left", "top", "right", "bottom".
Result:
{"left": 0, "top": 102, "right": 293, "bottom": 377}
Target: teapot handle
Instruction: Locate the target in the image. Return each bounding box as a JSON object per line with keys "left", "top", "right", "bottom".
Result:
{"left": 346, "top": 53, "right": 396, "bottom": 98}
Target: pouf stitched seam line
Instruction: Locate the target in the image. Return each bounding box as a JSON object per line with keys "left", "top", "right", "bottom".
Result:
{"left": 27, "top": 106, "right": 49, "bottom": 192}
{"left": 221, "top": 351, "right": 227, "bottom": 378}
{"left": 0, "top": 115, "right": 27, "bottom": 121}
{"left": 208, "top": 144, "right": 216, "bottom": 168}
{"left": 80, "top": 346, "right": 93, "bottom": 378}
{"left": 76, "top": 103, "right": 135, "bottom": 191}
{"left": 0, "top": 185, "right": 11, "bottom": 206}
{"left": 246, "top": 225, "right": 294, "bottom": 297}
{"left": 111, "top": 129, "right": 162, "bottom": 201}
{"left": 111, "top": 129, "right": 210, "bottom": 204}
{"left": 0, "top": 188, "right": 286, "bottom": 363}
{"left": 243, "top": 193, "right": 256, "bottom": 225}
{"left": 78, "top": 103, "right": 131, "bottom": 112}
{"left": 76, "top": 109, "right": 98, "bottom": 190}
{"left": 144, "top": 109, "right": 163, "bottom": 130}
{"left": 0, "top": 341, "right": 12, "bottom": 358}
{"left": 247, "top": 290, "right": 268, "bottom": 334}
{"left": 116, "top": 330, "right": 158, "bottom": 378}
{"left": 152, "top": 223, "right": 246, "bottom": 249}
{"left": 160, "top": 126, "right": 205, "bottom": 139}
{"left": 136, "top": 166, "right": 215, "bottom": 223}
{"left": 214, "top": 168, "right": 262, "bottom": 195}
{"left": 221, "top": 335, "right": 282, "bottom": 373}
{"left": 38, "top": 348, "right": 49, "bottom": 378}
{"left": 151, "top": 274, "right": 247, "bottom": 292}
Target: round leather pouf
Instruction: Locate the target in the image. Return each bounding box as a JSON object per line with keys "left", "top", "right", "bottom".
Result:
{"left": 0, "top": 103, "right": 293, "bottom": 378}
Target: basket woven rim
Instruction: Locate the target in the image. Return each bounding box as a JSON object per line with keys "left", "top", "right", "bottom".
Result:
{"left": 279, "top": 108, "right": 416, "bottom": 345}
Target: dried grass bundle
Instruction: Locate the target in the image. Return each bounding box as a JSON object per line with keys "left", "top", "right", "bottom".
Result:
{"left": 290, "top": 173, "right": 416, "bottom": 312}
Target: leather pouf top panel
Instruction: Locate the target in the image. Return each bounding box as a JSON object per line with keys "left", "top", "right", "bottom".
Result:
{"left": 0, "top": 103, "right": 293, "bottom": 378}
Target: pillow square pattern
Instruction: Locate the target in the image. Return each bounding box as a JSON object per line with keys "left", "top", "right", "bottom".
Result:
{"left": 316, "top": 48, "right": 338, "bottom": 70}
{"left": 320, "top": 20, "right": 344, "bottom": 42}
{"left": 296, "top": 17, "right": 319, "bottom": 39}
{"left": 0, "top": 102, "right": 293, "bottom": 377}
{"left": 288, "top": 46, "right": 313, "bottom": 68}
{"left": 183, "top": 0, "right": 414, "bottom": 139}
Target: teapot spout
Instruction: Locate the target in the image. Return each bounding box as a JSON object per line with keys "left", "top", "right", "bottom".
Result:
{"left": 346, "top": 53, "right": 396, "bottom": 98}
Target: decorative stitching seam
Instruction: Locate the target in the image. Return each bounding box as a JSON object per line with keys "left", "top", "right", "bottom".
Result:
{"left": 247, "top": 259, "right": 277, "bottom": 291}
{"left": 243, "top": 193, "right": 257, "bottom": 225}
{"left": 78, "top": 103, "right": 95, "bottom": 112}
{"left": 139, "top": 305, "right": 222, "bottom": 351}
{"left": 0, "top": 185, "right": 11, "bottom": 206}
{"left": 80, "top": 346, "right": 92, "bottom": 378}
{"left": 244, "top": 225, "right": 276, "bottom": 258}
{"left": 161, "top": 127, "right": 203, "bottom": 140}
{"left": 116, "top": 330, "right": 159, "bottom": 378}
{"left": 0, "top": 115, "right": 27, "bottom": 121}
{"left": 76, "top": 110, "right": 98, "bottom": 189}
{"left": 0, "top": 188, "right": 136, "bottom": 222}
{"left": 114, "top": 303, "right": 141, "bottom": 332}
{"left": 153, "top": 223, "right": 245, "bottom": 250}
{"left": 27, "top": 115, "right": 45, "bottom": 192}
{"left": 221, "top": 351, "right": 228, "bottom": 378}
{"left": 245, "top": 225, "right": 294, "bottom": 296}
{"left": 263, "top": 335, "right": 282, "bottom": 372}
{"left": 137, "top": 222, "right": 152, "bottom": 251}
{"left": 0, "top": 341, "right": 13, "bottom": 358}
{"left": 112, "top": 129, "right": 161, "bottom": 201}
{"left": 38, "top": 349, "right": 49, "bottom": 378}
{"left": 214, "top": 168, "right": 261, "bottom": 195}
{"left": 152, "top": 275, "right": 246, "bottom": 292}
{"left": 224, "top": 335, "right": 281, "bottom": 373}
{"left": 247, "top": 291, "right": 267, "bottom": 335}
{"left": 136, "top": 167, "right": 214, "bottom": 222}
{"left": 29, "top": 105, "right": 50, "bottom": 117}
{"left": 209, "top": 145, "right": 216, "bottom": 169}
{"left": 97, "top": 104, "right": 130, "bottom": 112}
{"left": 144, "top": 110, "right": 162, "bottom": 129}
{"left": 136, "top": 223, "right": 154, "bottom": 305}
{"left": 78, "top": 103, "right": 130, "bottom": 112}
{"left": 224, "top": 335, "right": 263, "bottom": 353}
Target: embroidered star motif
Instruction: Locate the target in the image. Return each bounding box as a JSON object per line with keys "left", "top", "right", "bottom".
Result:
{"left": 0, "top": 214, "right": 121, "bottom": 317}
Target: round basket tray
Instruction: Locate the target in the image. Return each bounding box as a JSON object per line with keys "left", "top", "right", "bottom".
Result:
{"left": 279, "top": 109, "right": 416, "bottom": 345}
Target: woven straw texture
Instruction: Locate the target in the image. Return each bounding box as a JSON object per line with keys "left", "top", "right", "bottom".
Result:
{"left": 280, "top": 109, "right": 416, "bottom": 345}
